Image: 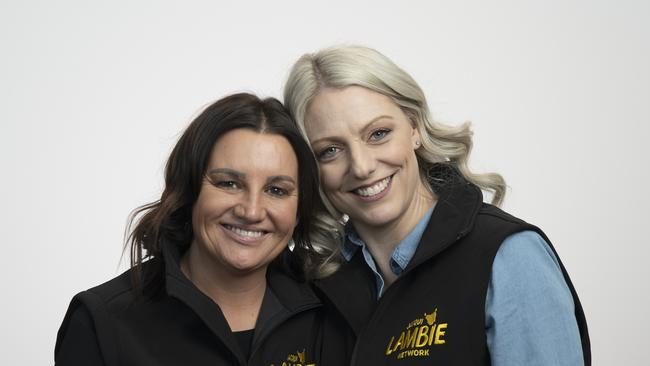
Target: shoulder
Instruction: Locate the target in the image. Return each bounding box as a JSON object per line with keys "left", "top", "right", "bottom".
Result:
{"left": 476, "top": 203, "right": 529, "bottom": 227}
{"left": 84, "top": 268, "right": 135, "bottom": 305}
{"left": 75, "top": 257, "right": 164, "bottom": 315}
{"left": 496, "top": 231, "right": 561, "bottom": 269}
{"left": 473, "top": 205, "right": 559, "bottom": 266}
{"left": 464, "top": 204, "right": 543, "bottom": 252}
{"left": 55, "top": 258, "right": 164, "bottom": 364}
{"left": 54, "top": 272, "right": 133, "bottom": 366}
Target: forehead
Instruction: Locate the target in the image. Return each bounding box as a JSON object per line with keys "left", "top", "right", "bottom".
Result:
{"left": 304, "top": 86, "right": 405, "bottom": 141}
{"left": 208, "top": 129, "right": 298, "bottom": 176}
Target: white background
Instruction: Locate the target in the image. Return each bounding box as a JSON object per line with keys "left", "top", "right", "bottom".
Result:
{"left": 1, "top": 0, "right": 648, "bottom": 364}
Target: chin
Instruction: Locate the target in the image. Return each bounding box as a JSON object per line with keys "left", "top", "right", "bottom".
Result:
{"left": 223, "top": 253, "right": 263, "bottom": 274}
{"left": 228, "top": 263, "right": 264, "bottom": 275}
{"left": 353, "top": 206, "right": 400, "bottom": 228}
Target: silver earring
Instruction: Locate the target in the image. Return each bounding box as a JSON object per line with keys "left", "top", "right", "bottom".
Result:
{"left": 415, "top": 140, "right": 421, "bottom": 147}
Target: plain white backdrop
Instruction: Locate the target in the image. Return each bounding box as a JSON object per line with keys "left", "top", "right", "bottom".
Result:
{"left": 1, "top": 0, "right": 648, "bottom": 364}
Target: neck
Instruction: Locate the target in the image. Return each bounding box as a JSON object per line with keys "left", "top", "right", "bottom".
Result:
{"left": 181, "top": 244, "right": 267, "bottom": 331}
{"left": 353, "top": 181, "right": 435, "bottom": 287}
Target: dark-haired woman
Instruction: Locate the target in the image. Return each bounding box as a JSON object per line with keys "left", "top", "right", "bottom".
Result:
{"left": 55, "top": 93, "right": 353, "bottom": 365}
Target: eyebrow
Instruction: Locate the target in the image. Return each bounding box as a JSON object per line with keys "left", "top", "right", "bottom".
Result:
{"left": 267, "top": 175, "right": 296, "bottom": 185}
{"left": 207, "top": 168, "right": 245, "bottom": 178}
{"left": 310, "top": 114, "right": 394, "bottom": 146}
{"left": 207, "top": 168, "right": 296, "bottom": 185}
{"left": 360, "top": 114, "right": 394, "bottom": 134}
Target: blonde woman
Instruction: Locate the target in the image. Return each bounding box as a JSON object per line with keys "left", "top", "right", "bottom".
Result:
{"left": 284, "top": 45, "right": 590, "bottom": 365}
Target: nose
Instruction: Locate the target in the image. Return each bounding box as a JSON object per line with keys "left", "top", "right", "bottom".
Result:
{"left": 233, "top": 192, "right": 266, "bottom": 223}
{"left": 348, "top": 144, "right": 376, "bottom": 180}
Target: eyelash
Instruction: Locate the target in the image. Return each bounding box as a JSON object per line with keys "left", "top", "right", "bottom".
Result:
{"left": 369, "top": 128, "right": 391, "bottom": 141}
{"left": 267, "top": 186, "right": 289, "bottom": 197}
{"left": 317, "top": 146, "right": 341, "bottom": 161}
{"left": 215, "top": 180, "right": 240, "bottom": 189}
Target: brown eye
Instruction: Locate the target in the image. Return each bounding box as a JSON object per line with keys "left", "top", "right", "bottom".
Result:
{"left": 215, "top": 180, "right": 240, "bottom": 189}
{"left": 267, "top": 186, "right": 289, "bottom": 197}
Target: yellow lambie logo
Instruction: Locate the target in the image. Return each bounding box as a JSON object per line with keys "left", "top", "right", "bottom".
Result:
{"left": 270, "top": 349, "right": 316, "bottom": 366}
{"left": 385, "top": 308, "right": 448, "bottom": 360}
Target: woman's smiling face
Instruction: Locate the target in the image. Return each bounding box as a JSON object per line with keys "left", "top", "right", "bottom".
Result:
{"left": 191, "top": 128, "right": 299, "bottom": 275}
{"left": 304, "top": 85, "right": 431, "bottom": 234}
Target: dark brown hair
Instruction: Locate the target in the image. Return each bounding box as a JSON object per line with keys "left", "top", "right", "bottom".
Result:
{"left": 126, "top": 93, "right": 322, "bottom": 290}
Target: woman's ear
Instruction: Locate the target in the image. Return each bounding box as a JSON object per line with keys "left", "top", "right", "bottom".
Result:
{"left": 402, "top": 108, "right": 421, "bottom": 149}
{"left": 411, "top": 127, "right": 422, "bottom": 150}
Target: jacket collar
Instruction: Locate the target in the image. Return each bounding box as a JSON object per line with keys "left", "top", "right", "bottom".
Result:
{"left": 160, "top": 240, "right": 321, "bottom": 362}
{"left": 405, "top": 175, "right": 483, "bottom": 272}
{"left": 253, "top": 260, "right": 322, "bottom": 347}
{"left": 312, "top": 251, "right": 378, "bottom": 335}
{"left": 161, "top": 240, "right": 320, "bottom": 308}
{"left": 160, "top": 239, "right": 244, "bottom": 362}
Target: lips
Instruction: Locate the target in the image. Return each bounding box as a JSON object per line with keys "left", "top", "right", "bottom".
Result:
{"left": 353, "top": 175, "right": 392, "bottom": 197}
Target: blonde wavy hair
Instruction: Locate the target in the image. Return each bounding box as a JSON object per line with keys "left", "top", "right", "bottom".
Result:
{"left": 283, "top": 45, "right": 506, "bottom": 278}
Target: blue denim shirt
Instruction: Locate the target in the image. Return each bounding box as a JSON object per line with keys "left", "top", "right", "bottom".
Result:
{"left": 341, "top": 207, "right": 584, "bottom": 366}
{"left": 341, "top": 206, "right": 434, "bottom": 294}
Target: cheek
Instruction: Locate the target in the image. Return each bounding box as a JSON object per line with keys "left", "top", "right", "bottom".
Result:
{"left": 193, "top": 190, "right": 231, "bottom": 224}
{"left": 318, "top": 164, "right": 345, "bottom": 192}
{"left": 270, "top": 199, "right": 299, "bottom": 232}
{"left": 388, "top": 137, "right": 416, "bottom": 161}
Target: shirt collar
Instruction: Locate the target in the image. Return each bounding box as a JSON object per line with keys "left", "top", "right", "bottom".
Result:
{"left": 341, "top": 204, "right": 436, "bottom": 274}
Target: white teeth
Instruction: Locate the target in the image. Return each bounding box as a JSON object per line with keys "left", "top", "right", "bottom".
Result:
{"left": 355, "top": 176, "right": 391, "bottom": 197}
{"left": 225, "top": 225, "right": 264, "bottom": 238}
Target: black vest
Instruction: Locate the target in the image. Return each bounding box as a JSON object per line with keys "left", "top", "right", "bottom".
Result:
{"left": 55, "top": 240, "right": 355, "bottom": 366}
{"left": 314, "top": 179, "right": 591, "bottom": 366}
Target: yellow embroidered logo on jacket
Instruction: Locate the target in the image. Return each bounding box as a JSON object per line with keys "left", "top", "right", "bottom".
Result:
{"left": 385, "top": 308, "right": 448, "bottom": 360}
{"left": 270, "top": 349, "right": 316, "bottom": 366}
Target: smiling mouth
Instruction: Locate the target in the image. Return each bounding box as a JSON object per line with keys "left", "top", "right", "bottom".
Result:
{"left": 353, "top": 175, "right": 392, "bottom": 197}
{"left": 222, "top": 224, "right": 267, "bottom": 238}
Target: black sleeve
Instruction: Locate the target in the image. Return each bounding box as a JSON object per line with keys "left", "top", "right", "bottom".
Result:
{"left": 55, "top": 304, "right": 105, "bottom": 366}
